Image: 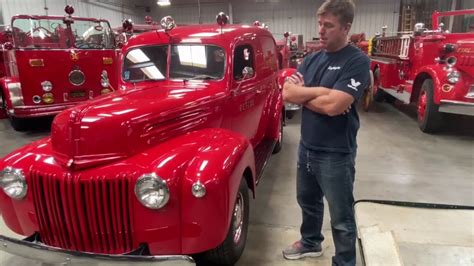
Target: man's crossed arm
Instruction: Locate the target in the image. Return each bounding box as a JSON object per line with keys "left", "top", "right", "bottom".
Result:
{"left": 282, "top": 73, "right": 354, "bottom": 117}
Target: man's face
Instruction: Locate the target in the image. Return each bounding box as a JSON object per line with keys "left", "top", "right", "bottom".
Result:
{"left": 318, "top": 13, "right": 350, "bottom": 52}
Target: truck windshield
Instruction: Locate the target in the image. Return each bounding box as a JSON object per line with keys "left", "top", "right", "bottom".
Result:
{"left": 169, "top": 44, "right": 225, "bottom": 80}
{"left": 123, "top": 45, "right": 168, "bottom": 82}
{"left": 438, "top": 14, "right": 474, "bottom": 33}
{"left": 11, "top": 18, "right": 114, "bottom": 49}
{"left": 122, "top": 44, "right": 226, "bottom": 83}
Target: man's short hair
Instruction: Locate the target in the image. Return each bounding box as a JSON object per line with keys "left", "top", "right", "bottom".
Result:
{"left": 317, "top": 0, "right": 355, "bottom": 25}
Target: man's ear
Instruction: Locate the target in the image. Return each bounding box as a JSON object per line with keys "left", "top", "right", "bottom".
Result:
{"left": 345, "top": 23, "right": 352, "bottom": 34}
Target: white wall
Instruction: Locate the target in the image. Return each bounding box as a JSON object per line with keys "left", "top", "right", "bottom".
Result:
{"left": 152, "top": 0, "right": 400, "bottom": 42}
{"left": 0, "top": 0, "right": 149, "bottom": 28}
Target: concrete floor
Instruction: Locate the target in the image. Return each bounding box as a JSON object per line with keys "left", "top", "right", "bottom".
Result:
{"left": 0, "top": 102, "right": 473, "bottom": 265}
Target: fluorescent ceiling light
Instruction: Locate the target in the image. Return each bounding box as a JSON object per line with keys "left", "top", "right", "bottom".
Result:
{"left": 157, "top": 0, "right": 171, "bottom": 6}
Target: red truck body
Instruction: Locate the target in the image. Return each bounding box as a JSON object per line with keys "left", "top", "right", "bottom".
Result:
{"left": 0, "top": 8, "right": 119, "bottom": 130}
{"left": 368, "top": 9, "right": 474, "bottom": 132}
{"left": 0, "top": 16, "right": 286, "bottom": 266}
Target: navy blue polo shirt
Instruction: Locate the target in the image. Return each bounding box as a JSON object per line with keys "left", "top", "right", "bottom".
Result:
{"left": 297, "top": 45, "right": 370, "bottom": 153}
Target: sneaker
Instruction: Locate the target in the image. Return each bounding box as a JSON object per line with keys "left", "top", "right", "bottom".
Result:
{"left": 282, "top": 240, "right": 323, "bottom": 260}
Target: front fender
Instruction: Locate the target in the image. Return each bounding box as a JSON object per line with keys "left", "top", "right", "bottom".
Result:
{"left": 179, "top": 128, "right": 255, "bottom": 254}
{"left": 414, "top": 65, "right": 441, "bottom": 103}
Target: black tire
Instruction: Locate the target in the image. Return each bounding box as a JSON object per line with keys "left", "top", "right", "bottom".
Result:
{"left": 10, "top": 116, "right": 29, "bottom": 131}
{"left": 273, "top": 115, "right": 283, "bottom": 154}
{"left": 417, "top": 79, "right": 443, "bottom": 133}
{"left": 202, "top": 178, "right": 249, "bottom": 265}
{"left": 1, "top": 91, "right": 29, "bottom": 131}
{"left": 373, "top": 68, "right": 386, "bottom": 102}
{"left": 361, "top": 70, "right": 375, "bottom": 112}
{"left": 0, "top": 91, "right": 6, "bottom": 118}
{"left": 384, "top": 94, "right": 396, "bottom": 104}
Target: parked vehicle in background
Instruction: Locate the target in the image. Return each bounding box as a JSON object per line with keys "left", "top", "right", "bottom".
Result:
{"left": 0, "top": 5, "right": 118, "bottom": 130}
{"left": 349, "top": 32, "right": 369, "bottom": 54}
{"left": 113, "top": 15, "right": 161, "bottom": 43}
{"left": 0, "top": 13, "right": 287, "bottom": 266}
{"left": 366, "top": 9, "right": 474, "bottom": 133}
{"left": 275, "top": 32, "right": 301, "bottom": 119}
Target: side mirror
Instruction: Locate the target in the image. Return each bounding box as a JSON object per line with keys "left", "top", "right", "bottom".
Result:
{"left": 242, "top": 66, "right": 254, "bottom": 80}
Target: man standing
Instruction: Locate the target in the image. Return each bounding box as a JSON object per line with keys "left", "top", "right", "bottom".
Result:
{"left": 281, "top": 0, "right": 369, "bottom": 265}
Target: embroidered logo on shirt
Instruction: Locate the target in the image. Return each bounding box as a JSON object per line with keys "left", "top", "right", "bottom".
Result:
{"left": 328, "top": 66, "right": 341, "bottom": 70}
{"left": 347, "top": 78, "right": 361, "bottom": 91}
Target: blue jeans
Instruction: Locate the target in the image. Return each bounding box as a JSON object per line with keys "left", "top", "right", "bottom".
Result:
{"left": 297, "top": 143, "right": 356, "bottom": 266}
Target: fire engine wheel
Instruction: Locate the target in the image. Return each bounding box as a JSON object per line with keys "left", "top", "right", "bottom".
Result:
{"left": 373, "top": 68, "right": 385, "bottom": 102}
{"left": 0, "top": 91, "right": 28, "bottom": 131}
{"left": 362, "top": 70, "right": 375, "bottom": 112}
{"left": 202, "top": 178, "right": 249, "bottom": 265}
{"left": 10, "top": 117, "right": 29, "bottom": 131}
{"left": 0, "top": 92, "right": 6, "bottom": 115}
{"left": 273, "top": 114, "right": 283, "bottom": 154}
{"left": 417, "top": 79, "right": 443, "bottom": 133}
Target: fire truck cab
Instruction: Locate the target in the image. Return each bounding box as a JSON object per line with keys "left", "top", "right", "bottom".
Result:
{"left": 368, "top": 9, "right": 474, "bottom": 133}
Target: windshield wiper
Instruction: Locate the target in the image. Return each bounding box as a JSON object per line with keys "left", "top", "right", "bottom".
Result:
{"left": 188, "top": 75, "right": 219, "bottom": 80}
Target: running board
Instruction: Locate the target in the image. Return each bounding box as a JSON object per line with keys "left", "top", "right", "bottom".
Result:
{"left": 380, "top": 87, "right": 411, "bottom": 104}
{"left": 254, "top": 139, "right": 276, "bottom": 184}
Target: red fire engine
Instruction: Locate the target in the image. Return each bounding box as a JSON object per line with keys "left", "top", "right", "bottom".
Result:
{"left": 366, "top": 9, "right": 474, "bottom": 133}
{"left": 0, "top": 6, "right": 119, "bottom": 130}
{"left": 113, "top": 15, "right": 161, "bottom": 43}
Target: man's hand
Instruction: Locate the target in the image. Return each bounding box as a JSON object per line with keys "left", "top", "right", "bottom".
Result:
{"left": 285, "top": 72, "right": 304, "bottom": 86}
{"left": 341, "top": 105, "right": 351, "bottom": 115}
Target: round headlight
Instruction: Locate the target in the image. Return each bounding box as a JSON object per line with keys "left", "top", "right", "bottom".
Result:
{"left": 0, "top": 167, "right": 27, "bottom": 200}
{"left": 41, "top": 81, "right": 53, "bottom": 92}
{"left": 447, "top": 71, "right": 460, "bottom": 84}
{"left": 446, "top": 56, "right": 457, "bottom": 68}
{"left": 135, "top": 173, "right": 170, "bottom": 209}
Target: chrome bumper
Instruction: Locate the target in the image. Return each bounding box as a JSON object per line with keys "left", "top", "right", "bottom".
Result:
{"left": 0, "top": 234, "right": 195, "bottom": 265}
{"left": 11, "top": 102, "right": 78, "bottom": 118}
{"left": 439, "top": 100, "right": 474, "bottom": 116}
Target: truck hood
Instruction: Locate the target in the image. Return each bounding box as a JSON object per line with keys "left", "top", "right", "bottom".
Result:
{"left": 51, "top": 81, "right": 226, "bottom": 170}
{"left": 450, "top": 38, "right": 474, "bottom": 75}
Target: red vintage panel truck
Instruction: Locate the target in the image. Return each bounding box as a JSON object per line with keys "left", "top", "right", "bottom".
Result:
{"left": 0, "top": 13, "right": 286, "bottom": 266}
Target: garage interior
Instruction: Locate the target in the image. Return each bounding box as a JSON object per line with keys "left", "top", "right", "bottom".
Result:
{"left": 0, "top": 0, "right": 473, "bottom": 265}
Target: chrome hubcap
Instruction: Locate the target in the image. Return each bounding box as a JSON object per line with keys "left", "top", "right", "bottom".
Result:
{"left": 232, "top": 192, "right": 244, "bottom": 244}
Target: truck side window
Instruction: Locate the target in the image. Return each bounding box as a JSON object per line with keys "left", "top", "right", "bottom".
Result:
{"left": 234, "top": 44, "right": 254, "bottom": 80}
